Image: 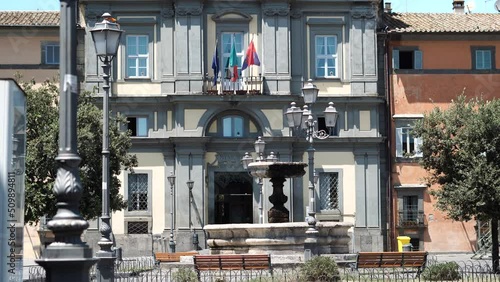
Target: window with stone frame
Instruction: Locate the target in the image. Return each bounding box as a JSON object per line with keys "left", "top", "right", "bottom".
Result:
{"left": 127, "top": 173, "right": 149, "bottom": 212}
{"left": 126, "top": 35, "right": 149, "bottom": 78}
{"left": 307, "top": 17, "right": 344, "bottom": 81}
{"left": 315, "top": 35, "right": 338, "bottom": 78}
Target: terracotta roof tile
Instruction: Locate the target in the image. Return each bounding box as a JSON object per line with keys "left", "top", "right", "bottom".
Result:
{"left": 0, "top": 11, "right": 59, "bottom": 27}
{"left": 384, "top": 12, "right": 500, "bottom": 33}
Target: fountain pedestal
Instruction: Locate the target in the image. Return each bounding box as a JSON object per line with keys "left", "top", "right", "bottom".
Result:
{"left": 247, "top": 162, "right": 307, "bottom": 223}
{"left": 268, "top": 177, "right": 288, "bottom": 223}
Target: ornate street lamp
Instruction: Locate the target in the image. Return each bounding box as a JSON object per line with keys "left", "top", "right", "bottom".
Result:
{"left": 35, "top": 0, "right": 97, "bottom": 280}
{"left": 302, "top": 79, "right": 319, "bottom": 104}
{"left": 167, "top": 172, "right": 176, "bottom": 252}
{"left": 285, "top": 79, "right": 338, "bottom": 258}
{"left": 90, "top": 12, "right": 124, "bottom": 282}
{"left": 241, "top": 137, "right": 278, "bottom": 224}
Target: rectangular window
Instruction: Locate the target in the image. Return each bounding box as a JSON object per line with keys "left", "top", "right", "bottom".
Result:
{"left": 319, "top": 172, "right": 339, "bottom": 211}
{"left": 393, "top": 49, "right": 422, "bottom": 70}
{"left": 44, "top": 44, "right": 60, "bottom": 65}
{"left": 315, "top": 35, "right": 337, "bottom": 78}
{"left": 128, "top": 173, "right": 148, "bottom": 212}
{"left": 126, "top": 35, "right": 149, "bottom": 77}
{"left": 396, "top": 127, "right": 422, "bottom": 158}
{"left": 127, "top": 117, "right": 148, "bottom": 137}
{"left": 402, "top": 195, "right": 418, "bottom": 222}
{"left": 476, "top": 50, "right": 492, "bottom": 70}
{"left": 221, "top": 32, "right": 244, "bottom": 80}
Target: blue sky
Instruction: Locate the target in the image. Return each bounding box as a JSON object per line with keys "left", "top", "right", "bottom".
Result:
{"left": 0, "top": 0, "right": 498, "bottom": 13}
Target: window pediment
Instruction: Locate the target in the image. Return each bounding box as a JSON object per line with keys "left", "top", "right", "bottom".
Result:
{"left": 212, "top": 10, "right": 252, "bottom": 23}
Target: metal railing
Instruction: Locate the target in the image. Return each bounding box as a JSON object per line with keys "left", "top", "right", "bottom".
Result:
{"left": 397, "top": 210, "right": 427, "bottom": 228}
{"left": 27, "top": 255, "right": 500, "bottom": 282}
{"left": 203, "top": 74, "right": 263, "bottom": 95}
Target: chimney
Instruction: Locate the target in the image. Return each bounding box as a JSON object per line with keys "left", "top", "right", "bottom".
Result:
{"left": 453, "top": 0, "right": 465, "bottom": 14}
{"left": 384, "top": 2, "right": 392, "bottom": 13}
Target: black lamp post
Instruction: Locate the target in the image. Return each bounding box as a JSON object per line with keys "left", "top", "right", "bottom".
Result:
{"left": 167, "top": 172, "right": 176, "bottom": 253}
{"left": 285, "top": 79, "right": 338, "bottom": 258}
{"left": 35, "top": 1, "right": 97, "bottom": 280}
{"left": 90, "top": 12, "right": 124, "bottom": 282}
{"left": 241, "top": 137, "right": 278, "bottom": 223}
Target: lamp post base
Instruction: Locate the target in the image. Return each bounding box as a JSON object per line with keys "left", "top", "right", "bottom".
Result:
{"left": 36, "top": 246, "right": 97, "bottom": 282}
{"left": 95, "top": 251, "right": 115, "bottom": 282}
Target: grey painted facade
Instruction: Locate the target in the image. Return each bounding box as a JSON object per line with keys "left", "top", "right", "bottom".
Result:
{"left": 80, "top": 0, "right": 387, "bottom": 256}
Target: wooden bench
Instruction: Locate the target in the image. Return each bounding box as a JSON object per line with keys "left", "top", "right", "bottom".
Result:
{"left": 194, "top": 254, "right": 272, "bottom": 279}
{"left": 154, "top": 251, "right": 198, "bottom": 264}
{"left": 352, "top": 251, "right": 428, "bottom": 276}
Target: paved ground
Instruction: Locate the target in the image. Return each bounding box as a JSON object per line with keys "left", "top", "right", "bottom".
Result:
{"left": 21, "top": 252, "right": 490, "bottom": 281}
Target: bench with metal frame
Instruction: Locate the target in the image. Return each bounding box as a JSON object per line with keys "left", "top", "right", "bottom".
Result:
{"left": 193, "top": 254, "right": 272, "bottom": 280}
{"left": 351, "top": 251, "right": 428, "bottom": 276}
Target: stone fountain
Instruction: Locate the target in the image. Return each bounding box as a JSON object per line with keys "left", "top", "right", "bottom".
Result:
{"left": 248, "top": 161, "right": 307, "bottom": 223}
{"left": 203, "top": 161, "right": 352, "bottom": 255}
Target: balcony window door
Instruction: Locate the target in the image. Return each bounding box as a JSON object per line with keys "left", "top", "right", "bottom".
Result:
{"left": 221, "top": 32, "right": 244, "bottom": 89}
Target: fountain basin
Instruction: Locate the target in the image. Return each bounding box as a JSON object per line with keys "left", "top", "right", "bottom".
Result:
{"left": 204, "top": 222, "right": 352, "bottom": 255}
{"left": 247, "top": 162, "right": 307, "bottom": 179}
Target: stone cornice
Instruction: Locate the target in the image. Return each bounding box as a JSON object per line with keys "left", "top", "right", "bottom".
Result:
{"left": 352, "top": 10, "right": 376, "bottom": 19}
{"left": 263, "top": 5, "right": 290, "bottom": 17}
{"left": 174, "top": 4, "right": 203, "bottom": 16}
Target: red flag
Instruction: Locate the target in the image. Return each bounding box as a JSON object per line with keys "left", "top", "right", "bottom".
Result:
{"left": 241, "top": 40, "right": 261, "bottom": 71}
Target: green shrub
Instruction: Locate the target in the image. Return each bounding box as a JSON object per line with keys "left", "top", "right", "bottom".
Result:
{"left": 421, "top": 262, "right": 461, "bottom": 281}
{"left": 172, "top": 267, "right": 198, "bottom": 282}
{"left": 299, "top": 256, "right": 340, "bottom": 282}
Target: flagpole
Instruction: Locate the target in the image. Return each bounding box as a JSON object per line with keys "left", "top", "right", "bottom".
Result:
{"left": 250, "top": 34, "right": 253, "bottom": 92}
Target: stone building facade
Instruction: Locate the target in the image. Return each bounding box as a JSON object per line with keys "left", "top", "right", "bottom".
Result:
{"left": 79, "top": 0, "right": 388, "bottom": 256}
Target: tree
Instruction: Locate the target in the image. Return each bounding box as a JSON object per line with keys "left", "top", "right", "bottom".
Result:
{"left": 413, "top": 95, "right": 500, "bottom": 272}
{"left": 20, "top": 77, "right": 137, "bottom": 224}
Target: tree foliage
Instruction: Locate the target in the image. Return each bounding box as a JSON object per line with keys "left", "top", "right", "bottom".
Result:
{"left": 413, "top": 95, "right": 500, "bottom": 271}
{"left": 20, "top": 77, "right": 137, "bottom": 224}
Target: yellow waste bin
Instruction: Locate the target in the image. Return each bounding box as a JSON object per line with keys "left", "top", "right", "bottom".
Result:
{"left": 397, "top": 236, "right": 411, "bottom": 252}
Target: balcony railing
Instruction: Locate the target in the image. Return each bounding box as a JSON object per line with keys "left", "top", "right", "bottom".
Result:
{"left": 203, "top": 73, "right": 263, "bottom": 95}
{"left": 397, "top": 210, "right": 427, "bottom": 228}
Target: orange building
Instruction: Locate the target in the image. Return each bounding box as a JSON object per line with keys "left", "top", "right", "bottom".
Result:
{"left": 384, "top": 3, "right": 500, "bottom": 253}
{"left": 0, "top": 11, "right": 59, "bottom": 83}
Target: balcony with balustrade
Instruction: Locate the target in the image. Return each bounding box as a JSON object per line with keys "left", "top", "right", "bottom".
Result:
{"left": 203, "top": 73, "right": 263, "bottom": 95}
